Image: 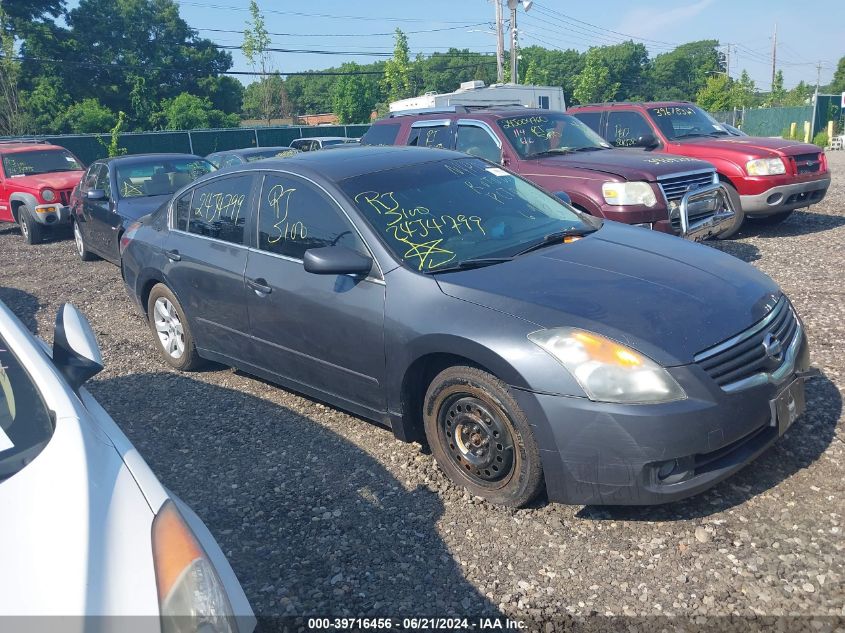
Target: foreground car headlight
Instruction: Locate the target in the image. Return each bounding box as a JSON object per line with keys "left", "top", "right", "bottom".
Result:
{"left": 602, "top": 181, "right": 657, "bottom": 207}
{"left": 41, "top": 188, "right": 56, "bottom": 202}
{"left": 746, "top": 158, "right": 785, "bottom": 176}
{"left": 528, "top": 327, "right": 686, "bottom": 404}
{"left": 152, "top": 500, "right": 236, "bottom": 633}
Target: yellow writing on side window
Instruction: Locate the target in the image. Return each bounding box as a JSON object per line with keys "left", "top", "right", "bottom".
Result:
{"left": 266, "top": 184, "right": 308, "bottom": 244}
{"left": 193, "top": 191, "right": 246, "bottom": 223}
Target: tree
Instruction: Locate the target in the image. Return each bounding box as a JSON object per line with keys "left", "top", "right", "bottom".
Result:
{"left": 332, "top": 63, "right": 376, "bottom": 124}
{"left": 61, "top": 99, "right": 116, "bottom": 133}
{"left": 382, "top": 28, "right": 413, "bottom": 103}
{"left": 242, "top": 0, "right": 279, "bottom": 126}
{"left": 648, "top": 40, "right": 723, "bottom": 101}
{"left": 573, "top": 49, "right": 619, "bottom": 104}
{"left": 577, "top": 41, "right": 649, "bottom": 102}
{"left": 523, "top": 58, "right": 548, "bottom": 85}
{"left": 97, "top": 111, "right": 128, "bottom": 157}
{"left": 242, "top": 75, "right": 286, "bottom": 121}
{"left": 0, "top": 7, "right": 25, "bottom": 135}
{"left": 199, "top": 75, "right": 245, "bottom": 116}
{"left": 729, "top": 70, "right": 757, "bottom": 109}
{"left": 768, "top": 69, "right": 786, "bottom": 106}
{"left": 784, "top": 80, "right": 812, "bottom": 107}
{"left": 152, "top": 92, "right": 239, "bottom": 130}
{"left": 830, "top": 56, "right": 845, "bottom": 94}
{"left": 21, "top": 76, "right": 68, "bottom": 134}
{"left": 696, "top": 74, "right": 733, "bottom": 112}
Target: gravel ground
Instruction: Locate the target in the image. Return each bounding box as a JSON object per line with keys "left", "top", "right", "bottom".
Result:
{"left": 1, "top": 154, "right": 844, "bottom": 630}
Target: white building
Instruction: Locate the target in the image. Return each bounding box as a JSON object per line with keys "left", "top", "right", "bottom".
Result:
{"left": 389, "top": 81, "right": 566, "bottom": 113}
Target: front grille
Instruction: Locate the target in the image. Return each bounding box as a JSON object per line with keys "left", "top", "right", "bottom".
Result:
{"left": 59, "top": 190, "right": 71, "bottom": 205}
{"left": 657, "top": 170, "right": 715, "bottom": 202}
{"left": 791, "top": 152, "right": 821, "bottom": 174}
{"left": 695, "top": 297, "right": 799, "bottom": 388}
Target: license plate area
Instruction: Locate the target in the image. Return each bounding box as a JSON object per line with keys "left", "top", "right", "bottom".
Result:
{"left": 770, "top": 378, "right": 806, "bottom": 435}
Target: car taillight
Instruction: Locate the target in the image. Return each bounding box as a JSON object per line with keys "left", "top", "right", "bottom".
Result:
{"left": 120, "top": 221, "right": 142, "bottom": 254}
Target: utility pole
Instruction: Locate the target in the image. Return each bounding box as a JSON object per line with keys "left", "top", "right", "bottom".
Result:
{"left": 810, "top": 61, "right": 822, "bottom": 138}
{"left": 770, "top": 23, "right": 777, "bottom": 91}
{"left": 494, "top": 0, "right": 505, "bottom": 83}
{"left": 510, "top": 2, "right": 519, "bottom": 83}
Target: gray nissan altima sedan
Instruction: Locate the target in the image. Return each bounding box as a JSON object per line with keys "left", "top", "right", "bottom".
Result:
{"left": 120, "top": 146, "right": 815, "bottom": 507}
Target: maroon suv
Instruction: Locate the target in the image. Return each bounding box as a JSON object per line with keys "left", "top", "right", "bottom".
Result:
{"left": 362, "top": 107, "right": 736, "bottom": 241}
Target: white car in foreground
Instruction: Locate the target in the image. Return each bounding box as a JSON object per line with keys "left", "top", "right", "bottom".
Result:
{"left": 0, "top": 301, "right": 255, "bottom": 633}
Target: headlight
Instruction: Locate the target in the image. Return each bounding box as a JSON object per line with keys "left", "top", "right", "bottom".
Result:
{"left": 528, "top": 327, "right": 686, "bottom": 404}
{"left": 601, "top": 181, "right": 657, "bottom": 207}
{"left": 745, "top": 158, "right": 785, "bottom": 176}
{"left": 41, "top": 188, "right": 56, "bottom": 202}
{"left": 152, "top": 500, "right": 236, "bottom": 633}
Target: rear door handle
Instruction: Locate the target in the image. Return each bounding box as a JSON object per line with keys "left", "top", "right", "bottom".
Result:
{"left": 166, "top": 250, "right": 181, "bottom": 262}
{"left": 246, "top": 277, "right": 272, "bottom": 295}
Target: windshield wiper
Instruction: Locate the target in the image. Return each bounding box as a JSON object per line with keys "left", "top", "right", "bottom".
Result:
{"left": 513, "top": 227, "right": 597, "bottom": 256}
{"left": 36, "top": 168, "right": 76, "bottom": 173}
{"left": 423, "top": 257, "right": 513, "bottom": 275}
{"left": 672, "top": 132, "right": 711, "bottom": 139}
{"left": 572, "top": 146, "right": 608, "bottom": 152}
{"left": 527, "top": 148, "right": 575, "bottom": 158}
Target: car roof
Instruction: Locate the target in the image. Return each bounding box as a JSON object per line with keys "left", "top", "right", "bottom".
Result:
{"left": 377, "top": 108, "right": 565, "bottom": 123}
{"left": 0, "top": 142, "right": 69, "bottom": 154}
{"left": 569, "top": 101, "right": 694, "bottom": 110}
{"left": 295, "top": 136, "right": 349, "bottom": 141}
{"left": 213, "top": 145, "right": 465, "bottom": 182}
{"left": 100, "top": 153, "right": 206, "bottom": 165}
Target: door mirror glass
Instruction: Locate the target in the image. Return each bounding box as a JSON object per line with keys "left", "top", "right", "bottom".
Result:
{"left": 52, "top": 303, "right": 104, "bottom": 390}
{"left": 303, "top": 246, "right": 373, "bottom": 276}
{"left": 86, "top": 189, "right": 107, "bottom": 201}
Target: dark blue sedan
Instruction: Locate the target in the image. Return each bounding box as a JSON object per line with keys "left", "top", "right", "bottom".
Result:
{"left": 70, "top": 153, "right": 215, "bottom": 264}
{"left": 120, "top": 146, "right": 814, "bottom": 507}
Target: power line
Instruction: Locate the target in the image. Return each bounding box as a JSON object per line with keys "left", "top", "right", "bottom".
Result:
{"left": 195, "top": 23, "right": 492, "bottom": 38}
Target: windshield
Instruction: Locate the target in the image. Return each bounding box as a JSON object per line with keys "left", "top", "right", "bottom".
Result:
{"left": 2, "top": 149, "right": 83, "bottom": 176}
{"left": 341, "top": 157, "right": 598, "bottom": 272}
{"left": 116, "top": 158, "right": 215, "bottom": 198}
{"left": 245, "top": 148, "right": 299, "bottom": 162}
{"left": 497, "top": 113, "right": 611, "bottom": 159}
{"left": 0, "top": 335, "right": 54, "bottom": 482}
{"left": 647, "top": 105, "right": 730, "bottom": 140}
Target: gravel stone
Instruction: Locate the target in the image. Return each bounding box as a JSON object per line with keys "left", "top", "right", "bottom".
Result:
{"left": 1, "top": 153, "right": 844, "bottom": 622}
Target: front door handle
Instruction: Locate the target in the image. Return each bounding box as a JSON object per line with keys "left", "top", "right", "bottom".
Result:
{"left": 246, "top": 277, "right": 272, "bottom": 295}
{"left": 165, "top": 250, "right": 181, "bottom": 262}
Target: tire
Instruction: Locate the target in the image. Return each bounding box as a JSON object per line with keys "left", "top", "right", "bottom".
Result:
{"left": 19, "top": 208, "right": 44, "bottom": 245}
{"left": 746, "top": 209, "right": 794, "bottom": 226}
{"left": 73, "top": 219, "right": 96, "bottom": 261}
{"left": 423, "top": 366, "right": 544, "bottom": 507}
{"left": 714, "top": 181, "right": 745, "bottom": 240}
{"left": 146, "top": 284, "right": 202, "bottom": 371}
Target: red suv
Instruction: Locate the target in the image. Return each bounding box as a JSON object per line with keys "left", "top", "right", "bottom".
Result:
{"left": 363, "top": 107, "right": 735, "bottom": 241}
{"left": 0, "top": 141, "right": 85, "bottom": 244}
{"left": 569, "top": 102, "right": 831, "bottom": 235}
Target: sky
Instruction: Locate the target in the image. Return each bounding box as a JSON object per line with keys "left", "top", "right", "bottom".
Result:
{"left": 145, "top": 1, "right": 844, "bottom": 91}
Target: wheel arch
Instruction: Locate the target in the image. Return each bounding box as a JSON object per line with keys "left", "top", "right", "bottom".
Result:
{"left": 9, "top": 192, "right": 37, "bottom": 222}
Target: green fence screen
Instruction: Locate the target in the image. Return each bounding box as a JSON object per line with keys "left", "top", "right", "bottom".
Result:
{"left": 12, "top": 124, "right": 373, "bottom": 165}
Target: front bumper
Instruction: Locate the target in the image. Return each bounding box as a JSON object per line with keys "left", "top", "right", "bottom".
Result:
{"left": 740, "top": 175, "right": 831, "bottom": 215}
{"left": 32, "top": 204, "right": 71, "bottom": 225}
{"left": 672, "top": 183, "right": 736, "bottom": 241}
{"left": 513, "top": 331, "right": 812, "bottom": 506}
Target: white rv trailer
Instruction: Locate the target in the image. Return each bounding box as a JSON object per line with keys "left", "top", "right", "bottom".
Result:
{"left": 389, "top": 81, "right": 566, "bottom": 113}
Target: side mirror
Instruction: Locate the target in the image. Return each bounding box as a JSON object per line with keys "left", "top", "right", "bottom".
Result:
{"left": 303, "top": 246, "right": 373, "bottom": 276}
{"left": 52, "top": 303, "right": 103, "bottom": 391}
{"left": 553, "top": 191, "right": 572, "bottom": 205}
{"left": 86, "top": 189, "right": 107, "bottom": 201}
{"left": 636, "top": 133, "right": 659, "bottom": 150}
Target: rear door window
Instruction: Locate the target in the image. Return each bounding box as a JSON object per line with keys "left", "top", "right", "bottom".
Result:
{"left": 456, "top": 124, "right": 501, "bottom": 163}
{"left": 360, "top": 123, "right": 401, "bottom": 146}
{"left": 0, "top": 336, "right": 54, "bottom": 482}
{"left": 606, "top": 111, "right": 654, "bottom": 148}
{"left": 408, "top": 122, "right": 454, "bottom": 149}
{"left": 186, "top": 174, "right": 253, "bottom": 244}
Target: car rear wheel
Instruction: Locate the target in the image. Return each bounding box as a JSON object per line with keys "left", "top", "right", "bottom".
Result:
{"left": 423, "top": 366, "right": 544, "bottom": 507}
{"left": 746, "top": 209, "right": 794, "bottom": 226}
{"left": 147, "top": 284, "right": 201, "bottom": 371}
{"left": 73, "top": 220, "right": 96, "bottom": 261}
{"left": 714, "top": 182, "right": 745, "bottom": 240}
{"left": 19, "top": 208, "right": 43, "bottom": 245}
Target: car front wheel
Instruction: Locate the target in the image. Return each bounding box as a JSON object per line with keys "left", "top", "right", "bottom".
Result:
{"left": 19, "top": 208, "right": 44, "bottom": 245}
{"left": 73, "top": 219, "right": 96, "bottom": 261}
{"left": 715, "top": 182, "right": 745, "bottom": 240}
{"left": 147, "top": 284, "right": 202, "bottom": 371}
{"left": 423, "top": 366, "right": 544, "bottom": 507}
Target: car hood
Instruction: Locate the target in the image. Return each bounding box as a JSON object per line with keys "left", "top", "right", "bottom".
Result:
{"left": 524, "top": 150, "right": 711, "bottom": 181}
{"left": 435, "top": 222, "right": 780, "bottom": 366}
{"left": 116, "top": 194, "right": 172, "bottom": 221}
{"left": 0, "top": 413, "right": 158, "bottom": 616}
{"left": 675, "top": 135, "right": 823, "bottom": 158}
{"left": 7, "top": 171, "right": 84, "bottom": 192}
